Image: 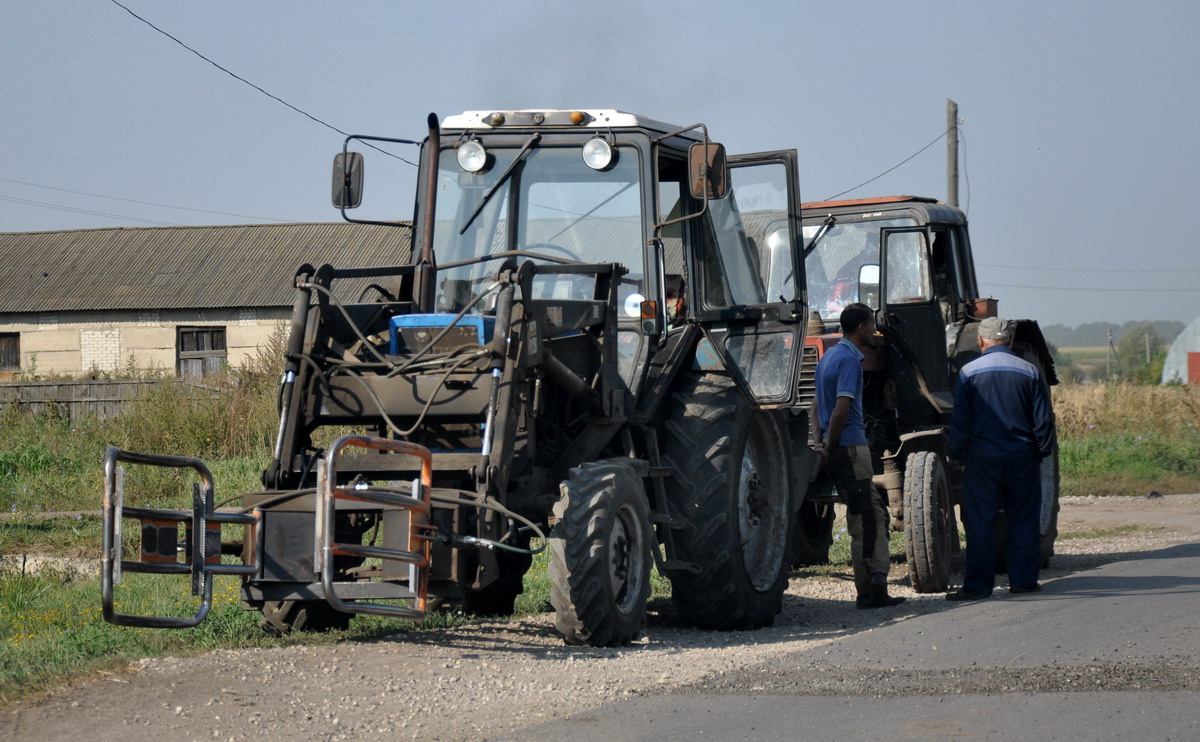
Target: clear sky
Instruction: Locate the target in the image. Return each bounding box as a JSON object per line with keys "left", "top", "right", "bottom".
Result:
{"left": 2, "top": 0, "right": 1197, "bottom": 327}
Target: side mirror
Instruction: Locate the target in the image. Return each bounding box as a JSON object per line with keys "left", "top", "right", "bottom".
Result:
{"left": 688, "top": 142, "right": 728, "bottom": 200}
{"left": 332, "top": 152, "right": 364, "bottom": 209}
{"left": 858, "top": 263, "right": 880, "bottom": 309}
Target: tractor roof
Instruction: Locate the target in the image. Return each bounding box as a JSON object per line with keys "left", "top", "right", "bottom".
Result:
{"left": 800, "top": 195, "right": 966, "bottom": 225}
{"left": 442, "top": 109, "right": 692, "bottom": 137}
{"left": 800, "top": 195, "right": 940, "bottom": 210}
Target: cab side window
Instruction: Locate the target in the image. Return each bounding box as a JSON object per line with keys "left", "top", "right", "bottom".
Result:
{"left": 886, "top": 232, "right": 933, "bottom": 303}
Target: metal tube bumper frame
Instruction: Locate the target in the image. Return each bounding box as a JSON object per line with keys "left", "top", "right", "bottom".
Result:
{"left": 101, "top": 446, "right": 257, "bottom": 628}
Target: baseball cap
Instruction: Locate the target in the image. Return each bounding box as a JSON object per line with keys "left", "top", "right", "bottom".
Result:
{"left": 978, "top": 316, "right": 1014, "bottom": 341}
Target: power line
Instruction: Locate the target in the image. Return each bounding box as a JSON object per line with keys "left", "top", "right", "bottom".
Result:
{"left": 0, "top": 194, "right": 181, "bottom": 227}
{"left": 979, "top": 262, "right": 1200, "bottom": 274}
{"left": 984, "top": 282, "right": 1198, "bottom": 293}
{"left": 825, "top": 126, "right": 953, "bottom": 201}
{"left": 107, "top": 0, "right": 417, "bottom": 167}
{"left": 0, "top": 177, "right": 288, "bottom": 222}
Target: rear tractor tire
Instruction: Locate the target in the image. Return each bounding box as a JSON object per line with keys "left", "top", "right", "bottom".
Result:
{"left": 994, "top": 435, "right": 1060, "bottom": 572}
{"left": 1038, "top": 438, "right": 1061, "bottom": 568}
{"left": 548, "top": 460, "right": 653, "bottom": 647}
{"left": 663, "top": 373, "right": 794, "bottom": 630}
{"left": 904, "top": 451, "right": 954, "bottom": 593}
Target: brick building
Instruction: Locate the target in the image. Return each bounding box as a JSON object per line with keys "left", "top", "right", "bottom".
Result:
{"left": 0, "top": 222, "right": 411, "bottom": 378}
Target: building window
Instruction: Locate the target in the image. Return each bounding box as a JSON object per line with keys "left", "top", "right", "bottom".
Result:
{"left": 177, "top": 327, "right": 227, "bottom": 377}
{"left": 0, "top": 333, "right": 18, "bottom": 372}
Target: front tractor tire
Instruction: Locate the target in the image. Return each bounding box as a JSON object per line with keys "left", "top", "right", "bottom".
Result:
{"left": 548, "top": 461, "right": 653, "bottom": 647}
{"left": 663, "top": 373, "right": 794, "bottom": 630}
{"left": 260, "top": 600, "right": 352, "bottom": 635}
{"left": 904, "top": 451, "right": 955, "bottom": 593}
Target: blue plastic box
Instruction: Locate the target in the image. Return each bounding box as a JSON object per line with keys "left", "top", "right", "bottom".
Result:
{"left": 389, "top": 314, "right": 496, "bottom": 355}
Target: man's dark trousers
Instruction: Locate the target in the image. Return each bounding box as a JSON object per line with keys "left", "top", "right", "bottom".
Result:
{"left": 960, "top": 456, "right": 1042, "bottom": 593}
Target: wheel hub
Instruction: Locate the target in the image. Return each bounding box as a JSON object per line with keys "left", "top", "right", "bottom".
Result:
{"left": 737, "top": 427, "right": 788, "bottom": 592}
{"left": 608, "top": 503, "right": 645, "bottom": 614}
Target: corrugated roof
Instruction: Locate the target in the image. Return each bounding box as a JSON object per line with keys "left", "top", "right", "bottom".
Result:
{"left": 0, "top": 222, "right": 412, "bottom": 313}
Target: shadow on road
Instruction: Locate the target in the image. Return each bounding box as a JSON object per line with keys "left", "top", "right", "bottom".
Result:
{"left": 349, "top": 540, "right": 1200, "bottom": 659}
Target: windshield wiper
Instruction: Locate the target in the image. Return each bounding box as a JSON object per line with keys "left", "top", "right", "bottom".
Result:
{"left": 802, "top": 214, "right": 837, "bottom": 257}
{"left": 459, "top": 133, "right": 541, "bottom": 235}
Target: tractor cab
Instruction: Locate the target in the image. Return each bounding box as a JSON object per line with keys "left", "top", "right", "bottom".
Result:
{"left": 335, "top": 110, "right": 806, "bottom": 405}
{"left": 801, "top": 195, "right": 987, "bottom": 409}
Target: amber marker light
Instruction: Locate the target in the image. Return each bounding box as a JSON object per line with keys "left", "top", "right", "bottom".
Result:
{"left": 570, "top": 111, "right": 585, "bottom": 124}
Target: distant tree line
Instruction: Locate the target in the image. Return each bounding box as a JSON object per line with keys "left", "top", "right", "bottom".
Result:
{"left": 1045, "top": 321, "right": 1177, "bottom": 384}
{"left": 1040, "top": 320, "right": 1184, "bottom": 348}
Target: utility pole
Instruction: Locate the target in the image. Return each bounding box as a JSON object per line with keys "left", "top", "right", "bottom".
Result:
{"left": 947, "top": 99, "right": 959, "bottom": 207}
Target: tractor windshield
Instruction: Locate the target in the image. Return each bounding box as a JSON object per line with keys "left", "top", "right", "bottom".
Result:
{"left": 803, "top": 217, "right": 915, "bottom": 319}
{"left": 428, "top": 139, "right": 645, "bottom": 313}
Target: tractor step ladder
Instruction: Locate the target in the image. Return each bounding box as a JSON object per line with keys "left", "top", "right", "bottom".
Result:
{"left": 316, "top": 435, "right": 433, "bottom": 621}
{"left": 101, "top": 446, "right": 258, "bottom": 628}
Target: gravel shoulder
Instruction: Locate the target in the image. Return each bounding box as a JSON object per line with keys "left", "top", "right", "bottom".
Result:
{"left": 4, "top": 494, "right": 1199, "bottom": 742}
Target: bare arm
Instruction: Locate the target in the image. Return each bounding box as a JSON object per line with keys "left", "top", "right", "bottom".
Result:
{"left": 825, "top": 396, "right": 852, "bottom": 451}
{"left": 815, "top": 395, "right": 853, "bottom": 468}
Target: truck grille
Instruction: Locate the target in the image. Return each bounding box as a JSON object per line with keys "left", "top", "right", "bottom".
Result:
{"left": 797, "top": 344, "right": 819, "bottom": 410}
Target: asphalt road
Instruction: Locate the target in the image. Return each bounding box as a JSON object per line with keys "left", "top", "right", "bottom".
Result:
{"left": 503, "top": 541, "right": 1200, "bottom": 741}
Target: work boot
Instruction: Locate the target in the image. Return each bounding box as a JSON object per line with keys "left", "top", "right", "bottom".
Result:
{"left": 856, "top": 582, "right": 906, "bottom": 609}
{"left": 945, "top": 590, "right": 991, "bottom": 601}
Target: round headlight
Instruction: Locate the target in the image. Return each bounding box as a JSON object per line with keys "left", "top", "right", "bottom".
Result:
{"left": 457, "top": 140, "right": 488, "bottom": 173}
{"left": 582, "top": 137, "right": 617, "bottom": 171}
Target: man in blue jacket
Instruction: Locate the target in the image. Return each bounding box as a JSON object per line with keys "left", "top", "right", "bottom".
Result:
{"left": 947, "top": 317, "right": 1055, "bottom": 600}
{"left": 814, "top": 303, "right": 905, "bottom": 609}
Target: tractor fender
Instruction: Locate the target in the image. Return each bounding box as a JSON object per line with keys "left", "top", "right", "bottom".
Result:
{"left": 884, "top": 428, "right": 948, "bottom": 462}
{"left": 952, "top": 318, "right": 1059, "bottom": 387}
{"left": 876, "top": 429, "right": 948, "bottom": 526}
{"left": 1011, "top": 319, "right": 1060, "bottom": 386}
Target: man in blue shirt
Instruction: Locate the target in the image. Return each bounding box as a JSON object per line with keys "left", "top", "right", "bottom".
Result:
{"left": 814, "top": 303, "right": 905, "bottom": 609}
{"left": 947, "top": 317, "right": 1055, "bottom": 600}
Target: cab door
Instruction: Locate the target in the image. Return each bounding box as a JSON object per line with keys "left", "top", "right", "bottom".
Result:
{"left": 691, "top": 150, "right": 806, "bottom": 407}
{"left": 879, "top": 226, "right": 950, "bottom": 391}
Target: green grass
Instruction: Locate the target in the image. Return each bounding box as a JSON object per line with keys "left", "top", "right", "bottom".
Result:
{"left": 1059, "top": 431, "right": 1200, "bottom": 496}
{"left": 788, "top": 514, "right": 909, "bottom": 580}
{"left": 1054, "top": 383, "right": 1200, "bottom": 496}
{"left": 0, "top": 514, "right": 104, "bottom": 558}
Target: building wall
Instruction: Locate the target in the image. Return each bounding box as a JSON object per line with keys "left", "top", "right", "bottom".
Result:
{"left": 1161, "top": 316, "right": 1200, "bottom": 385}
{"left": 0, "top": 307, "right": 290, "bottom": 377}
